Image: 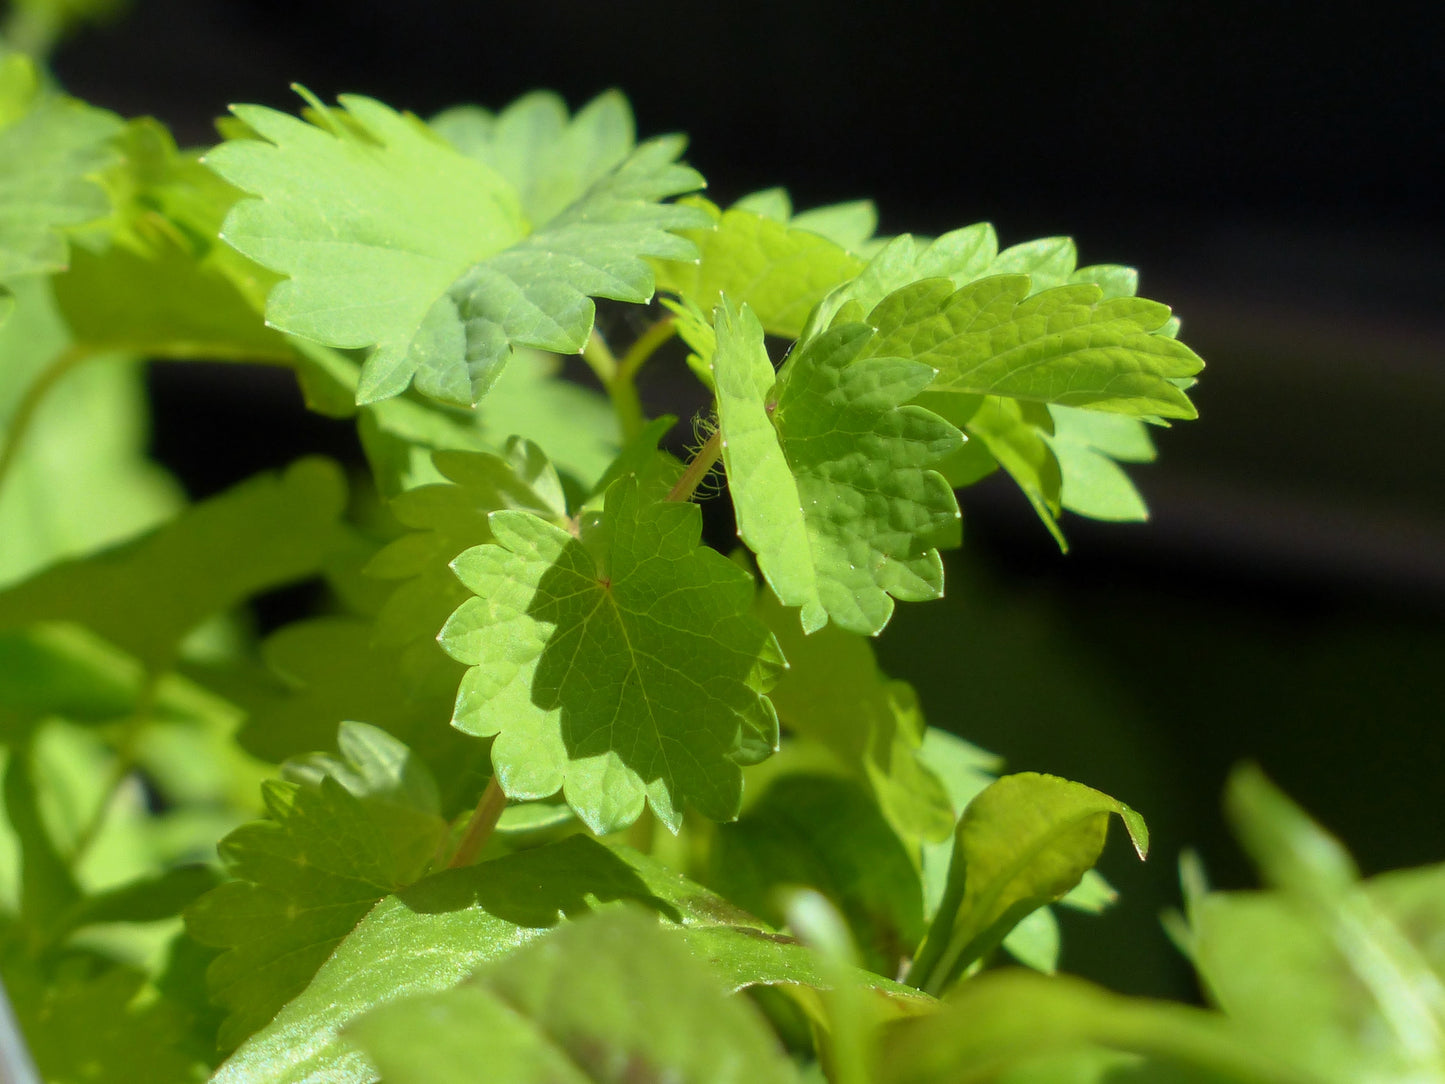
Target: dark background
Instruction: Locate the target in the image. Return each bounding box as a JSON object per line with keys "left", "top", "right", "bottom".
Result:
{"left": 46, "top": 1, "right": 1445, "bottom": 1000}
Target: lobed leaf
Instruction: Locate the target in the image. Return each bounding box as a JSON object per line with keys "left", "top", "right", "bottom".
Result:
{"left": 860, "top": 275, "right": 1202, "bottom": 418}
{"left": 208, "top": 90, "right": 708, "bottom": 407}
{"left": 184, "top": 724, "right": 448, "bottom": 1052}
{"left": 347, "top": 908, "right": 802, "bottom": 1084}
{"left": 0, "top": 54, "right": 121, "bottom": 283}
{"left": 441, "top": 475, "right": 784, "bottom": 833}
{"left": 654, "top": 197, "right": 866, "bottom": 339}
{"left": 713, "top": 300, "right": 963, "bottom": 636}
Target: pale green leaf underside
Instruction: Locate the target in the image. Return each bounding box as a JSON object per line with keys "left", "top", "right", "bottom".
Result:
{"left": 430, "top": 88, "right": 634, "bottom": 227}
{"left": 0, "top": 62, "right": 121, "bottom": 281}
{"left": 654, "top": 199, "right": 865, "bottom": 339}
{"left": 732, "top": 186, "right": 879, "bottom": 252}
{"left": 1046, "top": 404, "right": 1157, "bottom": 522}
{"left": 713, "top": 301, "right": 962, "bottom": 636}
{"left": 440, "top": 476, "right": 783, "bottom": 833}
{"left": 208, "top": 92, "right": 707, "bottom": 408}
{"left": 861, "top": 274, "right": 1202, "bottom": 418}
{"left": 348, "top": 909, "right": 801, "bottom": 1084}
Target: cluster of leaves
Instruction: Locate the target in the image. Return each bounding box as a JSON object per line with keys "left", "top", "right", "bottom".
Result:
{"left": 3, "top": 18, "right": 1439, "bottom": 1084}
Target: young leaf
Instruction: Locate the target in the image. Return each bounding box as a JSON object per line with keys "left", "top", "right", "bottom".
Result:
{"left": 759, "top": 591, "right": 955, "bottom": 844}
{"left": 207, "top": 90, "right": 708, "bottom": 406}
{"left": 1045, "top": 404, "right": 1157, "bottom": 522}
{"left": 0, "top": 458, "right": 347, "bottom": 669}
{"left": 346, "top": 908, "right": 801, "bottom": 1084}
{"left": 440, "top": 475, "right": 784, "bottom": 833}
{"left": 909, "top": 772, "right": 1148, "bottom": 995}
{"left": 713, "top": 300, "right": 963, "bottom": 636}
{"left": 955, "top": 394, "right": 1069, "bottom": 549}
{"left": 859, "top": 275, "right": 1202, "bottom": 418}
{"left": 184, "top": 725, "right": 448, "bottom": 1052}
{"left": 0, "top": 54, "right": 120, "bottom": 282}
{"left": 732, "top": 187, "right": 880, "bottom": 251}
{"left": 653, "top": 198, "right": 866, "bottom": 338}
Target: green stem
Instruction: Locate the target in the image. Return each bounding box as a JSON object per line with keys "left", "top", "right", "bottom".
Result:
{"left": 582, "top": 318, "right": 677, "bottom": 444}
{"left": 0, "top": 344, "right": 94, "bottom": 501}
{"left": 665, "top": 429, "right": 722, "bottom": 503}
{"left": 448, "top": 776, "right": 508, "bottom": 869}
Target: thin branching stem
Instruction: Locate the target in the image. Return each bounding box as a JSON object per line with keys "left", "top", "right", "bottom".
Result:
{"left": 0, "top": 344, "right": 93, "bottom": 500}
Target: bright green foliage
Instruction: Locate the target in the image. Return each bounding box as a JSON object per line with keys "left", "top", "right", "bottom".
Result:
{"left": 1172, "top": 766, "right": 1445, "bottom": 1083}
{"left": 0, "top": 457, "right": 347, "bottom": 668}
{"left": 208, "top": 90, "right": 708, "bottom": 407}
{"left": 0, "top": 65, "right": 1242, "bottom": 1084}
{"left": 713, "top": 300, "right": 963, "bottom": 636}
{"left": 759, "top": 591, "right": 955, "bottom": 843}
{"left": 348, "top": 908, "right": 801, "bottom": 1084}
{"left": 859, "top": 275, "right": 1201, "bottom": 418}
{"left": 185, "top": 723, "right": 448, "bottom": 1052}
{"left": 441, "top": 476, "right": 784, "bottom": 833}
{"left": 910, "top": 773, "right": 1148, "bottom": 995}
{"left": 209, "top": 833, "right": 927, "bottom": 1082}
{"left": 0, "top": 54, "right": 119, "bottom": 282}
{"left": 654, "top": 197, "right": 866, "bottom": 339}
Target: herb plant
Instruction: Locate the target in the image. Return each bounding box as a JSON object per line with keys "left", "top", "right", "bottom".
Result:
{"left": 3, "top": 25, "right": 1445, "bottom": 1084}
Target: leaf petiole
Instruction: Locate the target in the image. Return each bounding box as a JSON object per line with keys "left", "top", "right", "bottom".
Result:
{"left": 665, "top": 428, "right": 722, "bottom": 504}
{"left": 447, "top": 776, "right": 508, "bottom": 869}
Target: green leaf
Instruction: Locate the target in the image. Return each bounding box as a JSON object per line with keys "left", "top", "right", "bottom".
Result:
{"left": 184, "top": 725, "right": 449, "bottom": 1051}
{"left": 759, "top": 590, "right": 955, "bottom": 844}
{"left": 1045, "top": 405, "right": 1156, "bottom": 522}
{"left": 877, "top": 968, "right": 1307, "bottom": 1084}
{"left": 910, "top": 772, "right": 1148, "bottom": 995}
{"left": 0, "top": 277, "right": 183, "bottom": 589}
{"left": 346, "top": 908, "right": 801, "bottom": 1084}
{"left": 1174, "top": 766, "right": 1445, "bottom": 1083}
{"left": 208, "top": 834, "right": 928, "bottom": 1083}
{"left": 366, "top": 439, "right": 570, "bottom": 691}
{"left": 430, "top": 89, "right": 634, "bottom": 227}
{"left": 441, "top": 476, "right": 784, "bottom": 833}
{"left": 948, "top": 394, "right": 1068, "bottom": 550}
{"left": 0, "top": 54, "right": 121, "bottom": 281}
{"left": 653, "top": 198, "right": 866, "bottom": 338}
{"left": 803, "top": 225, "right": 999, "bottom": 338}
{"left": 0, "top": 457, "right": 347, "bottom": 669}
{"left": 860, "top": 275, "right": 1202, "bottom": 418}
{"left": 2, "top": 960, "right": 207, "bottom": 1084}
{"left": 989, "top": 235, "right": 1078, "bottom": 291}
{"left": 708, "top": 773, "right": 925, "bottom": 977}
{"left": 208, "top": 90, "right": 708, "bottom": 407}
{"left": 713, "top": 300, "right": 963, "bottom": 636}
{"left": 732, "top": 187, "right": 880, "bottom": 251}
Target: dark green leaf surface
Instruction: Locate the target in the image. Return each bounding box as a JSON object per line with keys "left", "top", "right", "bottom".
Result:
{"left": 184, "top": 726, "right": 448, "bottom": 1051}
{"left": 210, "top": 835, "right": 928, "bottom": 1083}
{"left": 653, "top": 198, "right": 865, "bottom": 338}
{"left": 441, "top": 476, "right": 783, "bottom": 832}
{"left": 708, "top": 773, "right": 925, "bottom": 976}
{"left": 0, "top": 54, "right": 120, "bottom": 282}
{"left": 759, "top": 591, "right": 954, "bottom": 844}
{"left": 347, "top": 908, "right": 801, "bottom": 1084}
{"left": 0, "top": 458, "right": 347, "bottom": 669}
{"left": 208, "top": 91, "right": 707, "bottom": 406}
{"left": 861, "top": 275, "right": 1201, "bottom": 418}
{"left": 911, "top": 773, "right": 1148, "bottom": 994}
{"left": 713, "top": 301, "right": 962, "bottom": 636}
